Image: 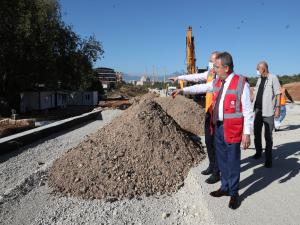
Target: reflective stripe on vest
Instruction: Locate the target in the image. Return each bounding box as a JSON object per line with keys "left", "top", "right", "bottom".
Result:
{"left": 223, "top": 112, "right": 243, "bottom": 119}
{"left": 235, "top": 75, "right": 244, "bottom": 112}
{"left": 211, "top": 74, "right": 246, "bottom": 143}
{"left": 213, "top": 76, "right": 244, "bottom": 105}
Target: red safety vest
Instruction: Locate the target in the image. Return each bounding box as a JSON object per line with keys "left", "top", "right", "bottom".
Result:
{"left": 210, "top": 74, "right": 246, "bottom": 143}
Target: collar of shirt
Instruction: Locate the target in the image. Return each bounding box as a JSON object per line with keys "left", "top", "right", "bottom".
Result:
{"left": 224, "top": 72, "right": 234, "bottom": 83}
{"left": 218, "top": 72, "right": 235, "bottom": 121}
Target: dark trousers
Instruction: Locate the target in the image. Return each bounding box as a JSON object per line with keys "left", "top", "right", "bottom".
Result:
{"left": 254, "top": 110, "right": 274, "bottom": 163}
{"left": 205, "top": 112, "right": 219, "bottom": 175}
{"left": 214, "top": 123, "right": 241, "bottom": 197}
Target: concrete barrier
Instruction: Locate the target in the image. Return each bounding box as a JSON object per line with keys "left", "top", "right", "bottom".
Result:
{"left": 0, "top": 110, "right": 102, "bottom": 155}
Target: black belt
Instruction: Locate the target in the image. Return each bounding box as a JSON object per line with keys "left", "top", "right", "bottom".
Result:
{"left": 216, "top": 121, "right": 223, "bottom": 126}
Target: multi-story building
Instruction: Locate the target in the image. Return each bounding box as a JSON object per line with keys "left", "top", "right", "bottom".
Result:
{"left": 95, "top": 67, "right": 123, "bottom": 90}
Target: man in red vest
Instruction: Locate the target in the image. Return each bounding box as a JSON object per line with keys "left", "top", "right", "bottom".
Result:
{"left": 172, "top": 52, "right": 252, "bottom": 209}
{"left": 210, "top": 52, "right": 251, "bottom": 209}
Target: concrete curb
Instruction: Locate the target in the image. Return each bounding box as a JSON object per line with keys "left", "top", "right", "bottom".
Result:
{"left": 0, "top": 110, "right": 102, "bottom": 155}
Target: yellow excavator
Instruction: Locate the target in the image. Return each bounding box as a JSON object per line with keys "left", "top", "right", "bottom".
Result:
{"left": 179, "top": 26, "right": 196, "bottom": 89}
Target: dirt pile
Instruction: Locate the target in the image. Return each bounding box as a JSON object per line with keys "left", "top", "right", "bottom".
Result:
{"left": 156, "top": 96, "right": 205, "bottom": 136}
{"left": 131, "top": 94, "right": 206, "bottom": 135}
{"left": 48, "top": 96, "right": 205, "bottom": 201}
{"left": 0, "top": 119, "right": 35, "bottom": 138}
{"left": 284, "top": 82, "right": 300, "bottom": 101}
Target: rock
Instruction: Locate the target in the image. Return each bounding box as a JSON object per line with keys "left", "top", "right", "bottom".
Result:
{"left": 106, "top": 197, "right": 118, "bottom": 203}
{"left": 162, "top": 212, "right": 171, "bottom": 219}
{"left": 177, "top": 182, "right": 184, "bottom": 189}
{"left": 80, "top": 186, "right": 87, "bottom": 193}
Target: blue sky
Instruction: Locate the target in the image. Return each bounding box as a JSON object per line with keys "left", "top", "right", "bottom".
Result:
{"left": 60, "top": 0, "right": 300, "bottom": 78}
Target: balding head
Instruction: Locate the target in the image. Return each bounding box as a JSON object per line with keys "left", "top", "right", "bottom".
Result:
{"left": 257, "top": 61, "right": 269, "bottom": 77}
{"left": 210, "top": 51, "right": 221, "bottom": 63}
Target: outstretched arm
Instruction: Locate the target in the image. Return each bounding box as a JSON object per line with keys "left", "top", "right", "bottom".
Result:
{"left": 169, "top": 71, "right": 209, "bottom": 83}
{"left": 171, "top": 81, "right": 213, "bottom": 98}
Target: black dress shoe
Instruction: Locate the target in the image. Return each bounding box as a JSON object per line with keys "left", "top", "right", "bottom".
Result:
{"left": 210, "top": 188, "right": 229, "bottom": 197}
{"left": 205, "top": 174, "right": 220, "bottom": 184}
{"left": 228, "top": 196, "right": 239, "bottom": 209}
{"left": 252, "top": 153, "right": 262, "bottom": 159}
{"left": 201, "top": 167, "right": 213, "bottom": 175}
{"left": 264, "top": 161, "right": 272, "bottom": 168}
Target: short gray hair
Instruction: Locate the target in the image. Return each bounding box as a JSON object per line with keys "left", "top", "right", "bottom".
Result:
{"left": 258, "top": 61, "right": 269, "bottom": 71}
{"left": 216, "top": 52, "right": 234, "bottom": 70}
{"left": 211, "top": 51, "right": 221, "bottom": 57}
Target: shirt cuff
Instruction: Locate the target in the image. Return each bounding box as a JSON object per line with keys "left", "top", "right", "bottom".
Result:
{"left": 182, "top": 87, "right": 189, "bottom": 95}
{"left": 243, "top": 126, "right": 251, "bottom": 135}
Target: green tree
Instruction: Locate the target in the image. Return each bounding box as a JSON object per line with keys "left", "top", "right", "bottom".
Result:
{"left": 0, "top": 0, "right": 104, "bottom": 113}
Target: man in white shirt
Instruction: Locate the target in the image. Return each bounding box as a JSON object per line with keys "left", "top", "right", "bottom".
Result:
{"left": 173, "top": 52, "right": 252, "bottom": 209}
{"left": 169, "top": 52, "right": 221, "bottom": 185}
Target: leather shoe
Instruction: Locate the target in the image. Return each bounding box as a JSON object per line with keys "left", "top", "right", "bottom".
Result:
{"left": 210, "top": 188, "right": 229, "bottom": 197}
{"left": 205, "top": 174, "right": 220, "bottom": 184}
{"left": 228, "top": 196, "right": 239, "bottom": 209}
{"left": 252, "top": 153, "right": 262, "bottom": 159}
{"left": 201, "top": 167, "right": 213, "bottom": 175}
{"left": 265, "top": 161, "right": 272, "bottom": 168}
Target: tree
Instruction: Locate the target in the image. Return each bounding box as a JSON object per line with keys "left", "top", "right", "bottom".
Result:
{"left": 0, "top": 0, "right": 104, "bottom": 112}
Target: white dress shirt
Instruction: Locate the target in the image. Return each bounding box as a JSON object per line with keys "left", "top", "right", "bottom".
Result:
{"left": 178, "top": 71, "right": 209, "bottom": 83}
{"left": 183, "top": 73, "right": 253, "bottom": 135}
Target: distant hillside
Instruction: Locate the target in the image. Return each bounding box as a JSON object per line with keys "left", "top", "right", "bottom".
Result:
{"left": 248, "top": 74, "right": 300, "bottom": 87}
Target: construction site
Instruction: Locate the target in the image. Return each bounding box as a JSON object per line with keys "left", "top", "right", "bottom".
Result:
{"left": 1, "top": 93, "right": 300, "bottom": 224}
{"left": 1, "top": 103, "right": 300, "bottom": 224}
{"left": 1, "top": 23, "right": 300, "bottom": 225}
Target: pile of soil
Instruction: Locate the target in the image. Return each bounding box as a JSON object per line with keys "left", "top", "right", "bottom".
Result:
{"left": 48, "top": 95, "right": 205, "bottom": 201}
{"left": 0, "top": 119, "right": 35, "bottom": 138}
{"left": 156, "top": 95, "right": 205, "bottom": 136}
{"left": 130, "top": 94, "right": 206, "bottom": 136}
{"left": 284, "top": 82, "right": 300, "bottom": 101}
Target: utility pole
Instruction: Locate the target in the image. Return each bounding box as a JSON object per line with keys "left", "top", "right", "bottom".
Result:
{"left": 152, "top": 65, "right": 155, "bottom": 84}
{"left": 164, "top": 67, "right": 166, "bottom": 84}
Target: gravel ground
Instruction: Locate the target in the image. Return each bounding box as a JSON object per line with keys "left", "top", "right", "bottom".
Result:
{"left": 198, "top": 102, "right": 300, "bottom": 225}
{"left": 1, "top": 103, "right": 300, "bottom": 225}
{"left": 0, "top": 109, "right": 212, "bottom": 225}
